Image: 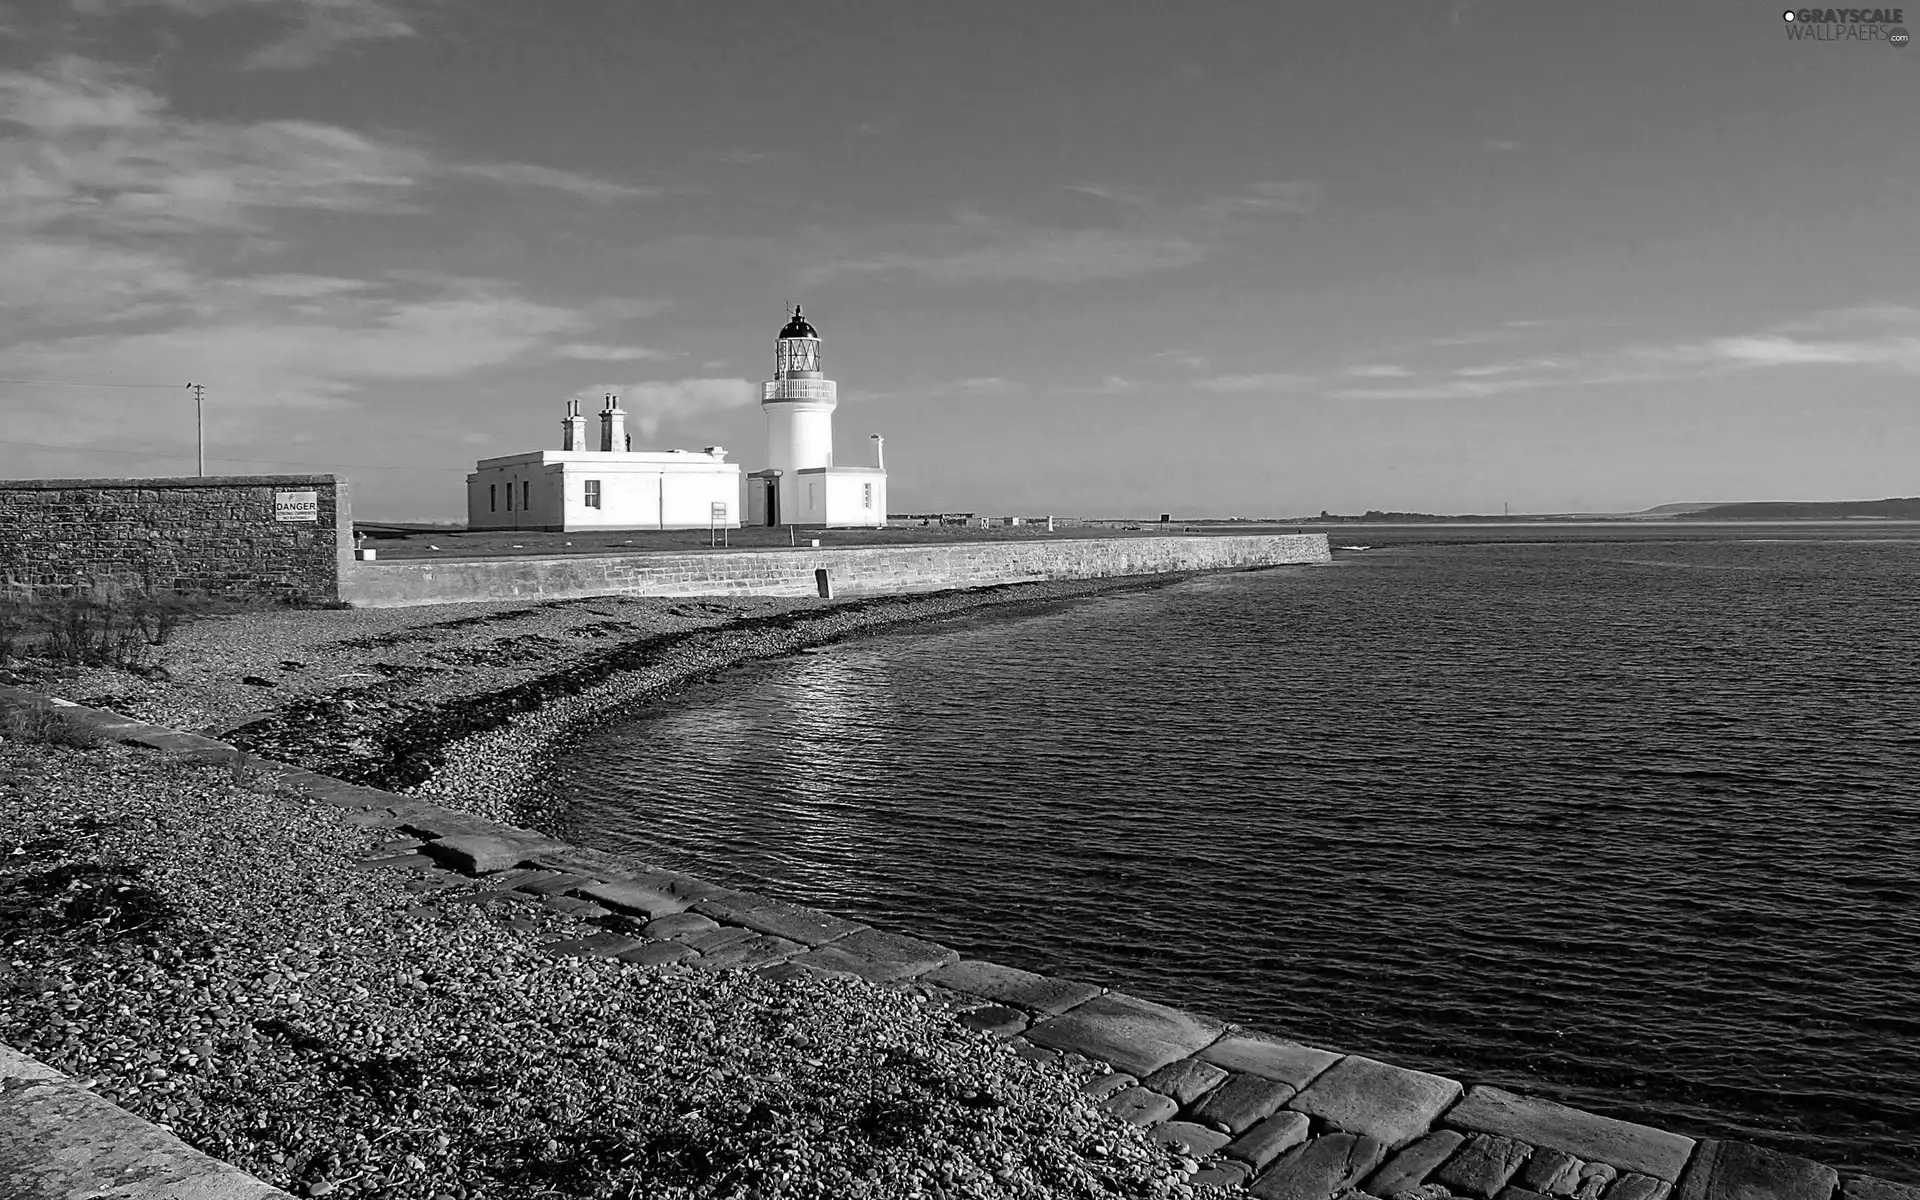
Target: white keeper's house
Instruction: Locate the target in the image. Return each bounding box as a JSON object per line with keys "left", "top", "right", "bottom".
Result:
{"left": 466, "top": 304, "right": 886, "bottom": 532}
{"left": 465, "top": 396, "right": 741, "bottom": 532}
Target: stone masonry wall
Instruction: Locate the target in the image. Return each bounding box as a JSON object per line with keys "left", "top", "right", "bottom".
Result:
{"left": 0, "top": 475, "right": 353, "bottom": 604}
{"left": 339, "top": 534, "right": 1332, "bottom": 607}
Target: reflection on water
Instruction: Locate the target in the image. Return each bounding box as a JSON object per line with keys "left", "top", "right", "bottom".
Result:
{"left": 552, "top": 530, "right": 1920, "bottom": 1182}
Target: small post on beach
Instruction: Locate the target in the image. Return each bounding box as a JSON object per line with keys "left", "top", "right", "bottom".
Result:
{"left": 789, "top": 524, "right": 796, "bottom": 547}
{"left": 815, "top": 568, "right": 832, "bottom": 599}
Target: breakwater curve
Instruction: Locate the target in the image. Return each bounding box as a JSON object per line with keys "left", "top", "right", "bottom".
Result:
{"left": 338, "top": 533, "right": 1331, "bottom": 607}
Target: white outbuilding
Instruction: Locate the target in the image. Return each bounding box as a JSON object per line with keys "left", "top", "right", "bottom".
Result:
{"left": 466, "top": 395, "right": 741, "bottom": 532}
{"left": 745, "top": 306, "right": 887, "bottom": 528}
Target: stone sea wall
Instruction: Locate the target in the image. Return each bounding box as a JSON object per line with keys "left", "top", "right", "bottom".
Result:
{"left": 0, "top": 474, "right": 353, "bottom": 604}
{"left": 4, "top": 685, "right": 1907, "bottom": 1200}
{"left": 339, "top": 533, "right": 1332, "bottom": 607}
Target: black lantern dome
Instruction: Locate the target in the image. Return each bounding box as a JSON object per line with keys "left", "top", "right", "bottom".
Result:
{"left": 778, "top": 305, "right": 817, "bottom": 340}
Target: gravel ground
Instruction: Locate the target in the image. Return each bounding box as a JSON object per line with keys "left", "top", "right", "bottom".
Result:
{"left": 0, "top": 738, "right": 1234, "bottom": 1200}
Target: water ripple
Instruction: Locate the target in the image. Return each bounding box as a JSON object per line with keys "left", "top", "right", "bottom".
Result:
{"left": 551, "top": 533, "right": 1920, "bottom": 1181}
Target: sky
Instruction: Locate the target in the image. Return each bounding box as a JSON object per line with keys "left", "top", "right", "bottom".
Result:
{"left": 0, "top": 0, "right": 1914, "bottom": 519}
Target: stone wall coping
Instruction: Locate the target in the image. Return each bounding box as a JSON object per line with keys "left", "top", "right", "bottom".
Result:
{"left": 0, "top": 1042, "right": 294, "bottom": 1199}
{"left": 0, "top": 474, "right": 341, "bottom": 489}
{"left": 359, "top": 531, "right": 1320, "bottom": 568}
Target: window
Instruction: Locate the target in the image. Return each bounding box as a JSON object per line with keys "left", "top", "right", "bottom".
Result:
{"left": 522, "top": 481, "right": 531, "bottom": 510}
{"left": 584, "top": 479, "right": 601, "bottom": 509}
{"left": 808, "top": 481, "right": 819, "bottom": 510}
{"left": 862, "top": 482, "right": 873, "bottom": 510}
{"left": 505, "top": 481, "right": 513, "bottom": 511}
{"left": 489, "top": 483, "right": 497, "bottom": 513}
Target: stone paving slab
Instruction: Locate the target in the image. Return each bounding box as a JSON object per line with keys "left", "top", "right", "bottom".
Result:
{"left": 573, "top": 878, "right": 694, "bottom": 919}
{"left": 695, "top": 934, "right": 807, "bottom": 971}
{"left": 1288, "top": 1054, "right": 1463, "bottom": 1150}
{"left": 1444, "top": 1087, "right": 1696, "bottom": 1183}
{"left": 1199, "top": 1033, "right": 1343, "bottom": 1088}
{"left": 727, "top": 903, "right": 867, "bottom": 947}
{"left": 1675, "top": 1141, "right": 1839, "bottom": 1200}
{"left": 1523, "top": 1148, "right": 1586, "bottom": 1195}
{"left": 677, "top": 926, "right": 757, "bottom": 954}
{"left": 791, "top": 928, "right": 958, "bottom": 981}
{"left": 1843, "top": 1179, "right": 1920, "bottom": 1200}
{"left": 1024, "top": 992, "right": 1225, "bottom": 1077}
{"left": 1367, "top": 1129, "right": 1468, "bottom": 1196}
{"left": 1081, "top": 1073, "right": 1137, "bottom": 1101}
{"left": 644, "top": 912, "right": 718, "bottom": 937}
{"left": 1100, "top": 1086, "right": 1178, "bottom": 1127}
{"left": 1143, "top": 1057, "right": 1230, "bottom": 1106}
{"left": 516, "top": 872, "right": 595, "bottom": 896}
{"left": 616, "top": 942, "right": 697, "bottom": 966}
{"left": 1227, "top": 1111, "right": 1313, "bottom": 1170}
{"left": 1249, "top": 1131, "right": 1390, "bottom": 1200}
{"left": 1578, "top": 1162, "right": 1620, "bottom": 1200}
{"left": 1435, "top": 1133, "right": 1535, "bottom": 1199}
{"left": 920, "top": 959, "right": 1105, "bottom": 1016}
{"left": 1, "top": 1042, "right": 293, "bottom": 1199}
{"left": 1191, "top": 1072, "right": 1296, "bottom": 1134}
{"left": 1612, "top": 1173, "right": 1674, "bottom": 1200}
{"left": 958, "top": 1005, "right": 1029, "bottom": 1037}
{"left": 1195, "top": 1160, "right": 1252, "bottom": 1189}
{"left": 1151, "top": 1120, "right": 1233, "bottom": 1158}
{"left": 425, "top": 834, "right": 564, "bottom": 874}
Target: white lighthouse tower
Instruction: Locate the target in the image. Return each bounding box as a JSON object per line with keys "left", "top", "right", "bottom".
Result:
{"left": 747, "top": 305, "right": 886, "bottom": 528}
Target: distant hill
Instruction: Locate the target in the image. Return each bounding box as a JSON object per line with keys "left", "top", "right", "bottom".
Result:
{"left": 1673, "top": 498, "right": 1920, "bottom": 521}
{"left": 1632, "top": 502, "right": 1733, "bottom": 516}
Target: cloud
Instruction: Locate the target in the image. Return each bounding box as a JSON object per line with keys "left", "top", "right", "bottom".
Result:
{"left": 1330, "top": 376, "right": 1549, "bottom": 400}
{"left": 71, "top": 0, "right": 419, "bottom": 69}
{"left": 1194, "top": 372, "right": 1312, "bottom": 393}
{"left": 576, "top": 378, "right": 757, "bottom": 440}
{"left": 0, "top": 58, "right": 425, "bottom": 240}
{"left": 799, "top": 180, "right": 1319, "bottom": 287}
{"left": 8, "top": 276, "right": 595, "bottom": 412}
{"left": 1452, "top": 356, "right": 1571, "bottom": 377}
{"left": 0, "top": 55, "right": 657, "bottom": 462}
{"left": 1326, "top": 304, "right": 1920, "bottom": 400}
{"left": 1677, "top": 333, "right": 1920, "bottom": 371}
{"left": 450, "top": 162, "right": 661, "bottom": 203}
{"left": 954, "top": 376, "right": 1010, "bottom": 394}
{"left": 1344, "top": 364, "right": 1413, "bottom": 378}
{"left": 551, "top": 343, "right": 671, "bottom": 363}
{"left": 1485, "top": 140, "right": 1524, "bottom": 154}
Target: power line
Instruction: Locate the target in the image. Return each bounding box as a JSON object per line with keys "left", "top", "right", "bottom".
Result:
{"left": 0, "top": 378, "right": 188, "bottom": 389}
{"left": 0, "top": 437, "right": 472, "bottom": 473}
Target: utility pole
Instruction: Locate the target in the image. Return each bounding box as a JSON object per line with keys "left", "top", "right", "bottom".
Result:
{"left": 186, "top": 382, "right": 205, "bottom": 476}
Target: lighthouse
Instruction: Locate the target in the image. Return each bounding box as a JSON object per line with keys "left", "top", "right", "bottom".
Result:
{"left": 747, "top": 306, "right": 886, "bottom": 528}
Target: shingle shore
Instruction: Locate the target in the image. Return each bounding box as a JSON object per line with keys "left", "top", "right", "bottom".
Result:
{"left": 6, "top": 573, "right": 1916, "bottom": 1199}
{"left": 0, "top": 734, "right": 1232, "bottom": 1200}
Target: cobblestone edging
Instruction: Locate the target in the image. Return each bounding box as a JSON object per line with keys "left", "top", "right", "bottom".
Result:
{"left": 0, "top": 1042, "right": 294, "bottom": 1199}
{"left": 5, "top": 686, "right": 1915, "bottom": 1200}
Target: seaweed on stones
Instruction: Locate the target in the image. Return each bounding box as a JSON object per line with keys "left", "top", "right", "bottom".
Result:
{"left": 0, "top": 861, "right": 182, "bottom": 945}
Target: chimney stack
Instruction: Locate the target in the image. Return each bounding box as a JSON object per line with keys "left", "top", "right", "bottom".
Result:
{"left": 599, "top": 393, "right": 627, "bottom": 453}
{"left": 561, "top": 398, "right": 588, "bottom": 451}
{"left": 870, "top": 433, "right": 885, "bottom": 470}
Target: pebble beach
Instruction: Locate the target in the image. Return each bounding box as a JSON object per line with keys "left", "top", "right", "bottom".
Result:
{"left": 2, "top": 574, "right": 1238, "bottom": 1199}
